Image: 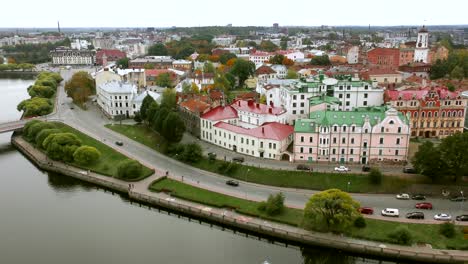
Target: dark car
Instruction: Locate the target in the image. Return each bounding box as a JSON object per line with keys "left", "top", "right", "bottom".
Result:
{"left": 411, "top": 194, "right": 426, "bottom": 200}
{"left": 406, "top": 212, "right": 425, "bottom": 219}
{"left": 456, "top": 215, "right": 468, "bottom": 221}
{"left": 362, "top": 165, "right": 371, "bottom": 172}
{"left": 415, "top": 202, "right": 433, "bottom": 210}
{"left": 115, "top": 141, "right": 123, "bottom": 146}
{"left": 358, "top": 207, "right": 374, "bottom": 215}
{"left": 225, "top": 180, "right": 239, "bottom": 187}
{"left": 297, "top": 164, "right": 312, "bottom": 171}
{"left": 232, "top": 157, "right": 245, "bottom": 163}
{"left": 450, "top": 196, "right": 467, "bottom": 202}
{"left": 403, "top": 167, "right": 417, "bottom": 174}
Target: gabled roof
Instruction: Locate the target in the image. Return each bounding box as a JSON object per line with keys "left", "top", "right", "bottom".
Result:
{"left": 255, "top": 65, "right": 276, "bottom": 75}
{"left": 385, "top": 86, "right": 459, "bottom": 101}
{"left": 214, "top": 122, "right": 293, "bottom": 141}
{"left": 231, "top": 99, "right": 285, "bottom": 115}
{"left": 201, "top": 105, "right": 238, "bottom": 121}
{"left": 180, "top": 99, "right": 210, "bottom": 113}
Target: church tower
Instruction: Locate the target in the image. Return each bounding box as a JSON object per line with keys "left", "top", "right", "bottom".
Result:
{"left": 414, "top": 25, "right": 429, "bottom": 63}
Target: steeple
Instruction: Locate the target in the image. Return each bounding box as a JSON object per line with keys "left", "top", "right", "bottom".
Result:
{"left": 57, "top": 21, "right": 61, "bottom": 34}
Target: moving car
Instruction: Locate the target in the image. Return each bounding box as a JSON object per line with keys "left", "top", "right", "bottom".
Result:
{"left": 334, "top": 166, "right": 349, "bottom": 172}
{"left": 115, "top": 141, "right": 123, "bottom": 146}
{"left": 232, "top": 157, "right": 245, "bottom": 163}
{"left": 361, "top": 165, "right": 371, "bottom": 172}
{"left": 403, "top": 167, "right": 417, "bottom": 174}
{"left": 456, "top": 215, "right": 468, "bottom": 221}
{"left": 296, "top": 164, "right": 312, "bottom": 171}
{"left": 411, "top": 194, "right": 426, "bottom": 200}
{"left": 450, "top": 196, "right": 467, "bottom": 202}
{"left": 381, "top": 208, "right": 399, "bottom": 217}
{"left": 415, "top": 202, "right": 433, "bottom": 210}
{"left": 434, "top": 213, "right": 452, "bottom": 221}
{"left": 396, "top": 193, "right": 410, "bottom": 200}
{"left": 358, "top": 207, "right": 374, "bottom": 215}
{"left": 225, "top": 180, "right": 239, "bottom": 187}
{"left": 406, "top": 212, "right": 424, "bottom": 219}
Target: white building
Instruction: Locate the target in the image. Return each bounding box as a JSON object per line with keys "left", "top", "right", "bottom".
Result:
{"left": 95, "top": 68, "right": 146, "bottom": 93}
{"left": 347, "top": 46, "right": 359, "bottom": 64}
{"left": 212, "top": 37, "right": 235, "bottom": 47}
{"left": 71, "top": 39, "right": 90, "bottom": 50}
{"left": 50, "top": 47, "right": 95, "bottom": 65}
{"left": 414, "top": 26, "right": 429, "bottom": 63}
{"left": 97, "top": 81, "right": 137, "bottom": 118}
{"left": 270, "top": 64, "right": 287, "bottom": 79}
{"left": 276, "top": 50, "right": 305, "bottom": 61}
{"left": 249, "top": 51, "right": 274, "bottom": 65}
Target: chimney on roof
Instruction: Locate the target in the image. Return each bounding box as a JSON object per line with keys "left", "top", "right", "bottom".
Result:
{"left": 248, "top": 100, "right": 254, "bottom": 106}
{"left": 238, "top": 100, "right": 241, "bottom": 106}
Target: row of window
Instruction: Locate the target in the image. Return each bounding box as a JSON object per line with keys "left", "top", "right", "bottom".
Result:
{"left": 410, "top": 110, "right": 464, "bottom": 118}
{"left": 211, "top": 129, "right": 278, "bottom": 150}
{"left": 412, "top": 121, "right": 462, "bottom": 128}
{"left": 299, "top": 136, "right": 401, "bottom": 145}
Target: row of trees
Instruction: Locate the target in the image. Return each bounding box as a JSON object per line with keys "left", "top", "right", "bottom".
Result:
{"left": 64, "top": 71, "right": 96, "bottom": 105}
{"left": 412, "top": 132, "right": 468, "bottom": 182}
{"left": 17, "top": 72, "right": 62, "bottom": 117}
{"left": 0, "top": 63, "right": 35, "bottom": 71}
{"left": 430, "top": 49, "right": 467, "bottom": 80}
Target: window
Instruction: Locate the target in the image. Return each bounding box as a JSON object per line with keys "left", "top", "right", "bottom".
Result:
{"left": 301, "top": 95, "right": 305, "bottom": 100}
{"left": 333, "top": 126, "right": 337, "bottom": 132}
{"left": 309, "top": 137, "right": 313, "bottom": 143}
{"left": 396, "top": 138, "right": 400, "bottom": 145}
{"left": 414, "top": 112, "right": 418, "bottom": 118}
{"left": 293, "top": 95, "right": 296, "bottom": 100}
{"left": 364, "top": 129, "right": 368, "bottom": 133}
{"left": 300, "top": 102, "right": 304, "bottom": 107}
{"left": 351, "top": 138, "right": 355, "bottom": 144}
{"left": 332, "top": 149, "right": 336, "bottom": 154}
{"left": 363, "top": 101, "right": 367, "bottom": 106}
{"left": 347, "top": 86, "right": 351, "bottom": 90}
{"left": 300, "top": 136, "right": 304, "bottom": 142}
{"left": 379, "top": 138, "right": 384, "bottom": 144}
{"left": 293, "top": 103, "right": 297, "bottom": 107}
{"left": 342, "top": 138, "right": 346, "bottom": 144}
{"left": 341, "top": 149, "right": 345, "bottom": 154}
{"left": 346, "top": 101, "right": 350, "bottom": 106}
{"left": 309, "top": 148, "right": 312, "bottom": 154}
{"left": 395, "top": 150, "right": 399, "bottom": 156}
{"left": 333, "top": 137, "right": 337, "bottom": 144}
{"left": 339, "top": 94, "right": 343, "bottom": 99}
{"left": 379, "top": 149, "right": 383, "bottom": 155}
{"left": 246, "top": 139, "right": 249, "bottom": 144}
{"left": 381, "top": 127, "right": 384, "bottom": 133}
{"left": 346, "top": 94, "right": 350, "bottom": 99}
{"left": 300, "top": 147, "right": 303, "bottom": 153}
{"left": 364, "top": 93, "right": 368, "bottom": 98}
{"left": 292, "top": 110, "right": 296, "bottom": 114}
{"left": 350, "top": 149, "right": 354, "bottom": 155}
{"left": 398, "top": 127, "right": 401, "bottom": 133}
{"left": 269, "top": 142, "right": 272, "bottom": 148}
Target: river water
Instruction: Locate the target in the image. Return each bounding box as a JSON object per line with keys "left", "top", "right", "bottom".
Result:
{"left": 0, "top": 78, "right": 396, "bottom": 264}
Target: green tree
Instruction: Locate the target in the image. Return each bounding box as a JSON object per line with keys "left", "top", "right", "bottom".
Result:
{"left": 182, "top": 82, "right": 191, "bottom": 94}
{"left": 430, "top": 59, "right": 448, "bottom": 79}
{"left": 269, "top": 54, "right": 285, "bottom": 65}
{"left": 203, "top": 62, "right": 215, "bottom": 73}
{"left": 219, "top": 53, "right": 237, "bottom": 65}
{"left": 412, "top": 141, "right": 445, "bottom": 181}
{"left": 146, "top": 101, "right": 160, "bottom": 125}
{"left": 161, "top": 88, "right": 177, "bottom": 110}
{"left": 162, "top": 112, "right": 186, "bottom": 143}
{"left": 368, "top": 167, "right": 383, "bottom": 185}
{"left": 286, "top": 69, "right": 298, "bottom": 79}
{"left": 258, "top": 192, "right": 285, "bottom": 216}
{"left": 152, "top": 107, "right": 170, "bottom": 132}
{"left": 214, "top": 73, "right": 232, "bottom": 92}
{"left": 230, "top": 59, "right": 255, "bottom": 87}
{"left": 35, "top": 128, "right": 61, "bottom": 149}
{"left": 133, "top": 112, "right": 142, "bottom": 123}
{"left": 451, "top": 65, "right": 464, "bottom": 80}
{"left": 43, "top": 132, "right": 82, "bottom": 162}
{"left": 117, "top": 57, "right": 129, "bottom": 69}
{"left": 140, "top": 95, "right": 156, "bottom": 121}
{"left": 28, "top": 85, "right": 55, "bottom": 98}
{"left": 259, "top": 40, "right": 278, "bottom": 52}
{"left": 148, "top": 43, "right": 168, "bottom": 56}
{"left": 179, "top": 143, "right": 203, "bottom": 163}
{"left": 17, "top": 97, "right": 53, "bottom": 117}
{"left": 73, "top": 145, "right": 101, "bottom": 165}
{"left": 117, "top": 159, "right": 143, "bottom": 179}
{"left": 64, "top": 71, "right": 95, "bottom": 104}
{"left": 302, "top": 189, "right": 360, "bottom": 232}
{"left": 439, "top": 222, "right": 456, "bottom": 238}
{"left": 310, "top": 55, "right": 331, "bottom": 66}
{"left": 388, "top": 226, "right": 413, "bottom": 245}
{"left": 156, "top": 73, "right": 173, "bottom": 88}
{"left": 26, "top": 121, "right": 56, "bottom": 143}
{"left": 439, "top": 132, "right": 468, "bottom": 182}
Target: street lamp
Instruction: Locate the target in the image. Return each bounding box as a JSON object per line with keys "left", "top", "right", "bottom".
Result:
{"left": 461, "top": 190, "right": 464, "bottom": 213}
{"left": 245, "top": 169, "right": 250, "bottom": 181}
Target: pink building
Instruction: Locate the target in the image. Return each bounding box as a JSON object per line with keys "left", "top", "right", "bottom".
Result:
{"left": 293, "top": 107, "right": 410, "bottom": 165}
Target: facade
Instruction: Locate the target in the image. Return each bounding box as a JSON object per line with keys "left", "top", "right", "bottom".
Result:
{"left": 347, "top": 46, "right": 359, "bottom": 64}
{"left": 97, "top": 81, "right": 138, "bottom": 118}
{"left": 399, "top": 48, "right": 414, "bottom": 66}
{"left": 361, "top": 69, "right": 403, "bottom": 87}
{"left": 270, "top": 64, "right": 287, "bottom": 79}
{"left": 172, "top": 59, "right": 192, "bottom": 71}
{"left": 178, "top": 99, "right": 211, "bottom": 138}
{"left": 367, "top": 48, "right": 400, "bottom": 70}
{"left": 414, "top": 26, "right": 430, "bottom": 63}
{"left": 294, "top": 107, "right": 410, "bottom": 164}
{"left": 50, "top": 47, "right": 95, "bottom": 65}
{"left": 276, "top": 50, "right": 305, "bottom": 61}
{"left": 146, "top": 69, "right": 177, "bottom": 86}
{"left": 255, "top": 65, "right": 277, "bottom": 82}
{"left": 129, "top": 56, "right": 174, "bottom": 69}
{"left": 249, "top": 51, "right": 274, "bottom": 65}
{"left": 96, "top": 49, "right": 126, "bottom": 65}
{"left": 95, "top": 68, "right": 146, "bottom": 90}
{"left": 385, "top": 86, "right": 467, "bottom": 138}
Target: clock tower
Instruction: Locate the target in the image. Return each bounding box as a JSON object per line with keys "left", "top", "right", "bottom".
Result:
{"left": 414, "top": 25, "right": 429, "bottom": 63}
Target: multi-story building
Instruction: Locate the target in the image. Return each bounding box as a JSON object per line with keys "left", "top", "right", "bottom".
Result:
{"left": 293, "top": 106, "right": 410, "bottom": 164}
{"left": 384, "top": 86, "right": 467, "bottom": 138}
{"left": 96, "top": 49, "right": 126, "bottom": 65}
{"left": 172, "top": 59, "right": 192, "bottom": 71}
{"left": 97, "top": 81, "right": 137, "bottom": 118}
{"left": 367, "top": 48, "right": 400, "bottom": 70}
{"left": 50, "top": 47, "right": 95, "bottom": 65}
{"left": 249, "top": 51, "right": 274, "bottom": 65}
{"left": 95, "top": 67, "right": 146, "bottom": 90}
{"left": 129, "top": 56, "right": 173, "bottom": 69}
{"left": 347, "top": 46, "right": 359, "bottom": 64}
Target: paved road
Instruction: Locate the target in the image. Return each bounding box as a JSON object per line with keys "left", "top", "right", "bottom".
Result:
{"left": 48, "top": 68, "right": 468, "bottom": 225}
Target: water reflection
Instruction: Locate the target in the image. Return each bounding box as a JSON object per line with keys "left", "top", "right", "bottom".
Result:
{"left": 47, "top": 172, "right": 94, "bottom": 192}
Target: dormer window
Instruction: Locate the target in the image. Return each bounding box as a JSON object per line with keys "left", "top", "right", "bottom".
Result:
{"left": 389, "top": 120, "right": 394, "bottom": 125}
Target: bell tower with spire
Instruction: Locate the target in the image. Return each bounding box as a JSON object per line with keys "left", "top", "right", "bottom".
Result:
{"left": 414, "top": 25, "right": 429, "bottom": 63}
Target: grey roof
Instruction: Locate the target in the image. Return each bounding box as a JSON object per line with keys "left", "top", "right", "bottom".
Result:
{"left": 99, "top": 81, "right": 137, "bottom": 94}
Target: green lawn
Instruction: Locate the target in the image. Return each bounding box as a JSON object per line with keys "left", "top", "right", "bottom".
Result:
{"left": 107, "top": 124, "right": 428, "bottom": 193}
{"left": 150, "top": 178, "right": 468, "bottom": 250}
{"left": 51, "top": 122, "right": 154, "bottom": 180}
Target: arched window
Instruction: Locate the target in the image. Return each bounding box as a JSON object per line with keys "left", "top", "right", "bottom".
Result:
{"left": 447, "top": 111, "right": 451, "bottom": 118}
{"left": 414, "top": 112, "right": 418, "bottom": 118}
{"left": 389, "top": 120, "right": 394, "bottom": 125}
{"left": 428, "top": 112, "right": 432, "bottom": 118}
{"left": 421, "top": 112, "right": 425, "bottom": 118}
{"left": 459, "top": 111, "right": 463, "bottom": 117}
{"left": 442, "top": 111, "right": 445, "bottom": 118}
{"left": 435, "top": 111, "right": 438, "bottom": 117}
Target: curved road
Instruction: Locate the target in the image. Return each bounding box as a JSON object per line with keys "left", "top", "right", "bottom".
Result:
{"left": 51, "top": 68, "right": 468, "bottom": 225}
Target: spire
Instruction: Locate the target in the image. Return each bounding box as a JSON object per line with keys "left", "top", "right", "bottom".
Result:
{"left": 57, "top": 21, "right": 61, "bottom": 34}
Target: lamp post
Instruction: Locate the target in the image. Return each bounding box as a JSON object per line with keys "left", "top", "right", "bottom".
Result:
{"left": 461, "top": 190, "right": 464, "bottom": 213}
{"left": 245, "top": 169, "right": 250, "bottom": 181}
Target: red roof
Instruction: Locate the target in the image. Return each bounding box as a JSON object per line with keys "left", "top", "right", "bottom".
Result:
{"left": 179, "top": 99, "right": 210, "bottom": 113}
{"left": 201, "top": 105, "right": 238, "bottom": 121}
{"left": 214, "top": 122, "right": 293, "bottom": 141}
{"left": 146, "top": 69, "right": 172, "bottom": 76}
{"left": 96, "top": 49, "right": 126, "bottom": 58}
{"left": 209, "top": 90, "right": 223, "bottom": 100}
{"left": 231, "top": 99, "right": 285, "bottom": 115}
{"left": 385, "top": 86, "right": 460, "bottom": 101}
{"left": 255, "top": 65, "right": 276, "bottom": 75}
{"left": 250, "top": 51, "right": 273, "bottom": 57}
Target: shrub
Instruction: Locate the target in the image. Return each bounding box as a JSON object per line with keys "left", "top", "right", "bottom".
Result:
{"left": 388, "top": 226, "right": 412, "bottom": 245}
{"left": 17, "top": 97, "right": 53, "bottom": 117}
{"left": 35, "top": 128, "right": 61, "bottom": 148}
{"left": 439, "top": 222, "right": 456, "bottom": 238}
{"left": 354, "top": 216, "right": 366, "bottom": 228}
{"left": 133, "top": 112, "right": 142, "bottom": 123}
{"left": 23, "top": 120, "right": 42, "bottom": 138}
{"left": 28, "top": 85, "right": 55, "bottom": 98}
{"left": 217, "top": 161, "right": 239, "bottom": 175}
{"left": 179, "top": 143, "right": 203, "bottom": 163}
{"left": 26, "top": 121, "right": 56, "bottom": 143}
{"left": 73, "top": 145, "right": 101, "bottom": 165}
{"left": 167, "top": 143, "right": 185, "bottom": 157}
{"left": 258, "top": 192, "right": 285, "bottom": 216}
{"left": 369, "top": 167, "right": 382, "bottom": 185}
{"left": 43, "top": 132, "right": 82, "bottom": 161}
{"left": 117, "top": 159, "right": 143, "bottom": 180}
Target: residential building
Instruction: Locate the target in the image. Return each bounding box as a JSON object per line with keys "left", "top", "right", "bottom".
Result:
{"left": 93, "top": 38, "right": 114, "bottom": 49}
{"left": 172, "top": 59, "right": 192, "bottom": 71}
{"left": 249, "top": 51, "right": 274, "bottom": 65}
{"left": 384, "top": 86, "right": 467, "bottom": 138}
{"left": 97, "top": 81, "right": 138, "bottom": 118}
{"left": 276, "top": 50, "right": 305, "bottom": 61}
{"left": 132, "top": 90, "right": 161, "bottom": 114}
{"left": 50, "top": 47, "right": 95, "bottom": 65}
{"left": 367, "top": 48, "right": 400, "bottom": 70}
{"left": 294, "top": 106, "right": 410, "bottom": 164}
{"left": 178, "top": 99, "right": 211, "bottom": 138}
{"left": 270, "top": 64, "right": 287, "bottom": 79}
{"left": 146, "top": 69, "right": 177, "bottom": 86}
{"left": 255, "top": 65, "right": 277, "bottom": 82}
{"left": 96, "top": 49, "right": 126, "bottom": 66}
{"left": 399, "top": 48, "right": 414, "bottom": 66}
{"left": 361, "top": 69, "right": 403, "bottom": 87}
{"left": 95, "top": 67, "right": 146, "bottom": 90}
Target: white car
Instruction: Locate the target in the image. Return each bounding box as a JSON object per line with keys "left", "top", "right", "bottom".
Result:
{"left": 334, "top": 166, "right": 349, "bottom": 172}
{"left": 396, "top": 193, "right": 410, "bottom": 200}
{"left": 381, "top": 208, "right": 400, "bottom": 217}
{"left": 434, "top": 213, "right": 452, "bottom": 221}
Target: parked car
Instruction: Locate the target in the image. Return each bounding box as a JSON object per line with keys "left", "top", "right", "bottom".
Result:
{"left": 411, "top": 194, "right": 426, "bottom": 200}
{"left": 358, "top": 207, "right": 374, "bottom": 215}
{"left": 225, "top": 180, "right": 239, "bottom": 187}
{"left": 450, "top": 196, "right": 467, "bottom": 202}
{"left": 334, "top": 166, "right": 349, "bottom": 172}
{"left": 403, "top": 167, "right": 417, "bottom": 174}
{"left": 406, "top": 212, "right": 425, "bottom": 219}
{"left": 396, "top": 193, "right": 410, "bottom": 200}
{"left": 362, "top": 165, "right": 371, "bottom": 172}
{"left": 115, "top": 141, "right": 123, "bottom": 146}
{"left": 456, "top": 215, "right": 468, "bottom": 221}
{"left": 381, "top": 208, "right": 399, "bottom": 217}
{"left": 232, "top": 157, "right": 244, "bottom": 163}
{"left": 296, "top": 164, "right": 312, "bottom": 171}
{"left": 415, "top": 202, "right": 433, "bottom": 210}
{"left": 434, "top": 213, "right": 452, "bottom": 221}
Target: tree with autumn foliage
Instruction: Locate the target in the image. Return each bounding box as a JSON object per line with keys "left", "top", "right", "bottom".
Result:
{"left": 64, "top": 71, "right": 96, "bottom": 105}
{"left": 226, "top": 58, "right": 237, "bottom": 67}
{"left": 282, "top": 57, "right": 294, "bottom": 66}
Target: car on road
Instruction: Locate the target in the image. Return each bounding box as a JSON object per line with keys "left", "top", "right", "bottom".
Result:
{"left": 358, "top": 207, "right": 374, "bottom": 215}
{"left": 450, "top": 196, "right": 467, "bottom": 202}
{"left": 406, "top": 212, "right": 425, "bottom": 219}
{"left": 334, "top": 166, "right": 349, "bottom": 172}
{"left": 456, "top": 215, "right": 468, "bottom": 221}
{"left": 70, "top": 106, "right": 75, "bottom": 110}
{"left": 434, "top": 213, "right": 452, "bottom": 221}
{"left": 115, "top": 141, "right": 123, "bottom": 146}
{"left": 361, "top": 165, "right": 371, "bottom": 172}
{"left": 415, "top": 202, "right": 433, "bottom": 210}
{"left": 225, "top": 180, "right": 239, "bottom": 187}
{"left": 403, "top": 167, "right": 417, "bottom": 174}
{"left": 381, "top": 208, "right": 399, "bottom": 217}
{"left": 232, "top": 157, "right": 244, "bottom": 163}
{"left": 296, "top": 164, "right": 312, "bottom": 171}
{"left": 396, "top": 193, "right": 410, "bottom": 200}
{"left": 411, "top": 194, "right": 426, "bottom": 200}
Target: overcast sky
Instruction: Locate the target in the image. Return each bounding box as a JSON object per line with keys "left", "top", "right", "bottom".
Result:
{"left": 2, "top": 0, "right": 467, "bottom": 28}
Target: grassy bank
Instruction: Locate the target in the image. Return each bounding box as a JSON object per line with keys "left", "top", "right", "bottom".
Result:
{"left": 150, "top": 178, "right": 468, "bottom": 250}
{"left": 48, "top": 122, "right": 154, "bottom": 180}
{"left": 106, "top": 124, "right": 427, "bottom": 193}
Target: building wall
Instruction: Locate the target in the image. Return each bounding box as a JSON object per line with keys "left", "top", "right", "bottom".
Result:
{"left": 97, "top": 89, "right": 136, "bottom": 118}
{"left": 367, "top": 48, "right": 400, "bottom": 70}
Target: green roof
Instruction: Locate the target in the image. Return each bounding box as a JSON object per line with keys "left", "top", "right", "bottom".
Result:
{"left": 309, "top": 95, "right": 340, "bottom": 106}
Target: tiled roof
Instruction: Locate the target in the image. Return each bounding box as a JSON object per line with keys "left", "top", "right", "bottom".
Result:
{"left": 255, "top": 65, "right": 276, "bottom": 75}
{"left": 146, "top": 69, "right": 173, "bottom": 76}
{"left": 180, "top": 99, "right": 210, "bottom": 113}
{"left": 385, "top": 86, "right": 459, "bottom": 101}
{"left": 201, "top": 105, "right": 238, "bottom": 121}
{"left": 231, "top": 99, "right": 285, "bottom": 115}
{"left": 209, "top": 90, "right": 223, "bottom": 100}
{"left": 96, "top": 49, "right": 126, "bottom": 58}
{"left": 214, "top": 122, "right": 293, "bottom": 141}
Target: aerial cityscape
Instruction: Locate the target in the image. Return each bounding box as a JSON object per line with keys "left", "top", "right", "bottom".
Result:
{"left": 1, "top": 1, "right": 468, "bottom": 263}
